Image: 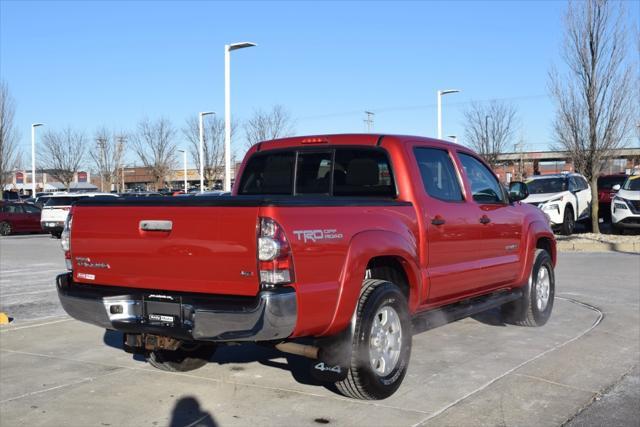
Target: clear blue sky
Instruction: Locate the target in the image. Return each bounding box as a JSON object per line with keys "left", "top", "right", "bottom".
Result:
{"left": 1, "top": 0, "right": 638, "bottom": 168}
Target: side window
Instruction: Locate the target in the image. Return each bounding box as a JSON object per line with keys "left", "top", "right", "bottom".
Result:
{"left": 295, "top": 152, "right": 332, "bottom": 195}
{"left": 5, "top": 204, "right": 23, "bottom": 214}
{"left": 458, "top": 153, "right": 505, "bottom": 204}
{"left": 333, "top": 149, "right": 396, "bottom": 197}
{"left": 414, "top": 148, "right": 463, "bottom": 202}
{"left": 568, "top": 177, "right": 578, "bottom": 192}
{"left": 578, "top": 177, "right": 589, "bottom": 190}
{"left": 238, "top": 152, "right": 295, "bottom": 195}
{"left": 23, "top": 204, "right": 41, "bottom": 214}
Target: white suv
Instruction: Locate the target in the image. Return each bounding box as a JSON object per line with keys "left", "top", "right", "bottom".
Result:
{"left": 41, "top": 192, "right": 117, "bottom": 238}
{"left": 611, "top": 175, "right": 640, "bottom": 234}
{"left": 520, "top": 173, "right": 592, "bottom": 235}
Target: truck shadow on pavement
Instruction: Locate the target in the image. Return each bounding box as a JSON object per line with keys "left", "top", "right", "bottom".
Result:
{"left": 102, "top": 330, "right": 323, "bottom": 387}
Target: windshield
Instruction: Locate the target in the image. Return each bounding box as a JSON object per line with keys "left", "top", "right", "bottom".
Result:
{"left": 526, "top": 177, "right": 567, "bottom": 194}
{"left": 44, "top": 196, "right": 83, "bottom": 207}
{"left": 622, "top": 176, "right": 640, "bottom": 191}
{"left": 598, "top": 175, "right": 626, "bottom": 190}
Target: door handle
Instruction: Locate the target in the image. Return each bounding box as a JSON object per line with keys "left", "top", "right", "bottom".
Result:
{"left": 479, "top": 215, "right": 491, "bottom": 225}
{"left": 139, "top": 220, "right": 173, "bottom": 232}
{"left": 431, "top": 216, "right": 446, "bottom": 226}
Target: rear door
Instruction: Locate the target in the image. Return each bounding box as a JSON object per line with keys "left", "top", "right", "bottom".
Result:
{"left": 6, "top": 204, "right": 27, "bottom": 231}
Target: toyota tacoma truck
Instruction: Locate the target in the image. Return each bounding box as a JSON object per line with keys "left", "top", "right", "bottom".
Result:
{"left": 56, "top": 134, "right": 556, "bottom": 400}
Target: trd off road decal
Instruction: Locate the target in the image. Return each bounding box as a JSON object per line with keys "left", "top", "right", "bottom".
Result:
{"left": 293, "top": 229, "right": 343, "bottom": 243}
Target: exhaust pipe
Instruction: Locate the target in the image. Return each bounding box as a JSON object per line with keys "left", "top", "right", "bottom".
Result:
{"left": 275, "top": 342, "right": 319, "bottom": 359}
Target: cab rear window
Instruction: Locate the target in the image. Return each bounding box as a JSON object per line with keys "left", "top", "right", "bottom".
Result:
{"left": 239, "top": 148, "right": 396, "bottom": 197}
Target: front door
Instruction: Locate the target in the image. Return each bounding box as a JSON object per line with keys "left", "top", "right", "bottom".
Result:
{"left": 457, "top": 153, "right": 524, "bottom": 288}
{"left": 411, "top": 146, "right": 486, "bottom": 304}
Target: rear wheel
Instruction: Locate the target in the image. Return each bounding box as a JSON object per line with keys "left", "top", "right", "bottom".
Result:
{"left": 560, "top": 206, "right": 575, "bottom": 235}
{"left": 335, "top": 279, "right": 412, "bottom": 400}
{"left": 0, "top": 221, "right": 12, "bottom": 236}
{"left": 146, "top": 342, "right": 217, "bottom": 372}
{"left": 502, "top": 249, "right": 555, "bottom": 327}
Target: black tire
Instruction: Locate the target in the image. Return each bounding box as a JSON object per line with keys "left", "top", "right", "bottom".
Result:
{"left": 613, "top": 225, "right": 625, "bottom": 235}
{"left": 502, "top": 249, "right": 555, "bottom": 327}
{"left": 146, "top": 342, "right": 217, "bottom": 372}
{"left": 335, "top": 279, "right": 412, "bottom": 400}
{"left": 560, "top": 205, "right": 575, "bottom": 235}
{"left": 0, "top": 221, "right": 11, "bottom": 236}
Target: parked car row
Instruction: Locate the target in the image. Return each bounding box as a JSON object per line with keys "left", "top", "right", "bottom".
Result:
{"left": 517, "top": 173, "right": 591, "bottom": 235}
{"left": 0, "top": 192, "right": 117, "bottom": 237}
{"left": 509, "top": 172, "right": 638, "bottom": 235}
{"left": 611, "top": 175, "right": 640, "bottom": 234}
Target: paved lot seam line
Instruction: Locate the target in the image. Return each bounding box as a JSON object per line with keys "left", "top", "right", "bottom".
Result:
{"left": 0, "top": 347, "right": 429, "bottom": 416}
{"left": 0, "top": 317, "right": 72, "bottom": 332}
{"left": 411, "top": 296, "right": 604, "bottom": 427}
{"left": 0, "top": 369, "right": 125, "bottom": 404}
{"left": 513, "top": 373, "right": 598, "bottom": 394}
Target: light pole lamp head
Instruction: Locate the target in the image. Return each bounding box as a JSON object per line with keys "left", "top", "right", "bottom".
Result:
{"left": 199, "top": 111, "right": 215, "bottom": 117}
{"left": 32, "top": 123, "right": 44, "bottom": 128}
{"left": 228, "top": 42, "right": 256, "bottom": 52}
{"left": 439, "top": 89, "right": 460, "bottom": 96}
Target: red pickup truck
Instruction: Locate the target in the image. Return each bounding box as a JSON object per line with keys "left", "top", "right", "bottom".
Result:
{"left": 57, "top": 134, "right": 556, "bottom": 400}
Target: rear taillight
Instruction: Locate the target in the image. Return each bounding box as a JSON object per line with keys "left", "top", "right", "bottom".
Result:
{"left": 61, "top": 211, "right": 73, "bottom": 270}
{"left": 258, "top": 217, "right": 294, "bottom": 288}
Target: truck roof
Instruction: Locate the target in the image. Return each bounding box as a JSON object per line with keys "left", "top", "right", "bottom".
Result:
{"left": 253, "top": 134, "right": 468, "bottom": 152}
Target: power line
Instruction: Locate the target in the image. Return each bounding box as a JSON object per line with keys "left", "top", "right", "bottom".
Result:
{"left": 296, "top": 94, "right": 550, "bottom": 122}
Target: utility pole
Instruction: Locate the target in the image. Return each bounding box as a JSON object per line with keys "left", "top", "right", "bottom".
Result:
{"left": 364, "top": 111, "right": 375, "bottom": 133}
{"left": 96, "top": 137, "right": 107, "bottom": 192}
{"left": 116, "top": 136, "right": 126, "bottom": 192}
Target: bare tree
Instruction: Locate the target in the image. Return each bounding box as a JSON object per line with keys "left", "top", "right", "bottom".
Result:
{"left": 0, "top": 81, "right": 20, "bottom": 197}
{"left": 41, "top": 128, "right": 87, "bottom": 190}
{"left": 183, "top": 115, "right": 236, "bottom": 189}
{"left": 131, "top": 117, "right": 177, "bottom": 190}
{"left": 244, "top": 105, "right": 294, "bottom": 150}
{"left": 91, "top": 128, "right": 127, "bottom": 192}
{"left": 550, "top": 0, "right": 636, "bottom": 233}
{"left": 463, "top": 100, "right": 518, "bottom": 168}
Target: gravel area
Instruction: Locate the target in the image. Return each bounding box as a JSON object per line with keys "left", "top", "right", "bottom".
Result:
{"left": 557, "top": 232, "right": 640, "bottom": 244}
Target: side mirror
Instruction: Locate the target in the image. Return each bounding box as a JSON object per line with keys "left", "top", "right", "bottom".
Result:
{"left": 508, "top": 181, "right": 529, "bottom": 202}
{"left": 612, "top": 184, "right": 621, "bottom": 191}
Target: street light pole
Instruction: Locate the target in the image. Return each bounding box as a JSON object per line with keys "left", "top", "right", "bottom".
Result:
{"left": 177, "top": 149, "right": 187, "bottom": 193}
{"left": 436, "top": 89, "right": 460, "bottom": 139}
{"left": 31, "top": 123, "right": 44, "bottom": 196}
{"left": 198, "top": 111, "right": 215, "bottom": 193}
{"left": 224, "top": 41, "right": 256, "bottom": 192}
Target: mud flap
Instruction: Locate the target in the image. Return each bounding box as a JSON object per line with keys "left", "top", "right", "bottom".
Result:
{"left": 310, "top": 326, "right": 353, "bottom": 383}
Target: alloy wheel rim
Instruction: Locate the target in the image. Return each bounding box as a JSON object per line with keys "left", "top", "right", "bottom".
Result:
{"left": 535, "top": 265, "right": 551, "bottom": 311}
{"left": 369, "top": 305, "right": 402, "bottom": 376}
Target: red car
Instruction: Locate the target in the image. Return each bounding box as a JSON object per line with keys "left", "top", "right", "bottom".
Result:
{"left": 0, "top": 201, "right": 42, "bottom": 236}
{"left": 597, "top": 174, "right": 627, "bottom": 219}
{"left": 56, "top": 134, "right": 556, "bottom": 400}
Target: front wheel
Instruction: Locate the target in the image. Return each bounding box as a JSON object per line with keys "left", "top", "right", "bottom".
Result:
{"left": 502, "top": 249, "right": 555, "bottom": 326}
{"left": 335, "top": 279, "right": 412, "bottom": 400}
{"left": 560, "top": 206, "right": 575, "bottom": 235}
{"left": 146, "top": 342, "right": 217, "bottom": 372}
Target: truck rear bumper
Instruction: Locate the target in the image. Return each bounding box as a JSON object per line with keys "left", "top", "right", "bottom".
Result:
{"left": 56, "top": 273, "right": 297, "bottom": 342}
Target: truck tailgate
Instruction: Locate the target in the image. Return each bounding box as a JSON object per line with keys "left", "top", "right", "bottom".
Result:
{"left": 70, "top": 205, "right": 260, "bottom": 296}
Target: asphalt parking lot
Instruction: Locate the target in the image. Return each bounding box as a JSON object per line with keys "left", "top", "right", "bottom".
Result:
{"left": 0, "top": 235, "right": 638, "bottom": 426}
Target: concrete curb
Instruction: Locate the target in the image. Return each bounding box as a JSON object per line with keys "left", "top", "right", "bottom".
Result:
{"left": 557, "top": 240, "right": 640, "bottom": 253}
